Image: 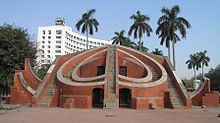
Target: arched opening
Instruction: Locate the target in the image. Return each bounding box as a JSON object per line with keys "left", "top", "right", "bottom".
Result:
{"left": 92, "top": 88, "right": 104, "bottom": 108}
{"left": 119, "top": 88, "right": 131, "bottom": 108}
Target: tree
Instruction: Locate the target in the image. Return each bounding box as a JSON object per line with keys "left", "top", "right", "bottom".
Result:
{"left": 197, "top": 50, "right": 210, "bottom": 77}
{"left": 112, "top": 30, "right": 127, "bottom": 45}
{"left": 156, "top": 5, "right": 191, "bottom": 68}
{"left": 156, "top": 29, "right": 179, "bottom": 60}
{"left": 128, "top": 11, "right": 152, "bottom": 51}
{"left": 76, "top": 9, "right": 99, "bottom": 50}
{"left": 35, "top": 64, "right": 51, "bottom": 79}
{"left": 151, "top": 48, "right": 163, "bottom": 56}
{"left": 205, "top": 65, "right": 220, "bottom": 92}
{"left": 123, "top": 37, "right": 137, "bottom": 48}
{"left": 0, "top": 24, "right": 37, "bottom": 105}
{"left": 111, "top": 30, "right": 146, "bottom": 51}
{"left": 185, "top": 53, "right": 200, "bottom": 83}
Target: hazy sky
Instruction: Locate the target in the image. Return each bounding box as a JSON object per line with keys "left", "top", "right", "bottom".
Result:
{"left": 0, "top": 0, "right": 219, "bottom": 79}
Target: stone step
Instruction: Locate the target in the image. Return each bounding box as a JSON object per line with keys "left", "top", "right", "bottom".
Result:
{"left": 167, "top": 76, "right": 184, "bottom": 109}
{"left": 41, "top": 96, "right": 52, "bottom": 100}
{"left": 149, "top": 67, "right": 160, "bottom": 81}
{"left": 38, "top": 78, "right": 55, "bottom": 107}
{"left": 104, "top": 98, "right": 118, "bottom": 109}
{"left": 40, "top": 100, "right": 51, "bottom": 103}
{"left": 38, "top": 102, "right": 50, "bottom": 107}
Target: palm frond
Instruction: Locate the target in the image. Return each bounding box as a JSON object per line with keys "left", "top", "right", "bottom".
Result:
{"left": 171, "top": 5, "right": 180, "bottom": 17}
{"left": 81, "top": 24, "right": 87, "bottom": 34}
{"left": 177, "top": 17, "right": 191, "bottom": 28}
{"left": 75, "top": 20, "right": 84, "bottom": 31}
{"left": 87, "top": 9, "right": 96, "bottom": 17}
{"left": 161, "top": 7, "right": 171, "bottom": 17}
{"left": 157, "top": 15, "right": 169, "bottom": 24}
{"left": 177, "top": 22, "right": 186, "bottom": 38}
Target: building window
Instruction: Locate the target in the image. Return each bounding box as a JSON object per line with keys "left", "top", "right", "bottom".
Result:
{"left": 41, "top": 50, "right": 44, "bottom": 53}
{"left": 119, "top": 66, "right": 127, "bottom": 76}
{"left": 55, "top": 50, "right": 61, "bottom": 53}
{"left": 56, "top": 45, "right": 61, "bottom": 48}
{"left": 97, "top": 66, "right": 105, "bottom": 76}
{"left": 48, "top": 45, "right": 50, "bottom": 48}
{"left": 48, "top": 30, "right": 51, "bottom": 34}
{"left": 42, "top": 36, "right": 45, "bottom": 39}
{"left": 42, "top": 41, "right": 45, "bottom": 44}
{"left": 56, "top": 30, "right": 62, "bottom": 34}
{"left": 56, "top": 36, "right": 61, "bottom": 39}
{"left": 48, "top": 36, "right": 51, "bottom": 39}
{"left": 48, "top": 50, "right": 50, "bottom": 53}
{"left": 48, "top": 41, "right": 51, "bottom": 44}
{"left": 47, "top": 55, "right": 51, "bottom": 58}
{"left": 56, "top": 40, "right": 61, "bottom": 44}
{"left": 42, "top": 46, "right": 45, "bottom": 48}
{"left": 41, "top": 55, "right": 44, "bottom": 58}
{"left": 41, "top": 60, "right": 44, "bottom": 63}
{"left": 42, "top": 30, "right": 45, "bottom": 35}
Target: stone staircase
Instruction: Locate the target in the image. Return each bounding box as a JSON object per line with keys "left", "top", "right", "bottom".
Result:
{"left": 38, "top": 77, "right": 56, "bottom": 107}
{"left": 167, "top": 76, "right": 184, "bottom": 109}
{"left": 149, "top": 67, "right": 159, "bottom": 81}
{"left": 104, "top": 45, "right": 118, "bottom": 109}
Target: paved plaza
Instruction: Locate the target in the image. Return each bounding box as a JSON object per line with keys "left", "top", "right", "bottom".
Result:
{"left": 0, "top": 106, "right": 220, "bottom": 123}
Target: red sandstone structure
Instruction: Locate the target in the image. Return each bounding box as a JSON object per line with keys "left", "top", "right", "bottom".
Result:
{"left": 9, "top": 45, "right": 219, "bottom": 109}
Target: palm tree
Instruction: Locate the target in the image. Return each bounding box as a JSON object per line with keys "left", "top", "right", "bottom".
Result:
{"left": 128, "top": 11, "right": 152, "bottom": 51}
{"left": 198, "top": 50, "right": 210, "bottom": 77}
{"left": 138, "top": 42, "right": 148, "bottom": 52}
{"left": 123, "top": 37, "right": 136, "bottom": 48}
{"left": 152, "top": 48, "right": 163, "bottom": 56}
{"left": 156, "top": 5, "right": 191, "bottom": 68}
{"left": 156, "top": 29, "right": 180, "bottom": 60}
{"left": 76, "top": 9, "right": 99, "bottom": 50}
{"left": 112, "top": 30, "right": 127, "bottom": 45}
{"left": 186, "top": 54, "right": 200, "bottom": 83}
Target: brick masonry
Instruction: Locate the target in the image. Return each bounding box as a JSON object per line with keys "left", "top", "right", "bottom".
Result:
{"left": 9, "top": 45, "right": 219, "bottom": 109}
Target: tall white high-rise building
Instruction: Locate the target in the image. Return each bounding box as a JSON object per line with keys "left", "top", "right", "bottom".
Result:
{"left": 36, "top": 18, "right": 111, "bottom": 65}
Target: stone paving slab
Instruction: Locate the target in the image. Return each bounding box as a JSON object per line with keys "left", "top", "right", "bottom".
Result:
{"left": 0, "top": 106, "right": 219, "bottom": 123}
{"left": 0, "top": 104, "right": 21, "bottom": 110}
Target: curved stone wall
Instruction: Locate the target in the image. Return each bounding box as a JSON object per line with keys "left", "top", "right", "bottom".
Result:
{"left": 10, "top": 45, "right": 195, "bottom": 109}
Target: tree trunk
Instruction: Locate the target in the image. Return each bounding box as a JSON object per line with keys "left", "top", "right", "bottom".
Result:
{"left": 0, "top": 89, "right": 2, "bottom": 106}
{"left": 139, "top": 37, "right": 142, "bottom": 51}
{"left": 202, "top": 64, "right": 204, "bottom": 77}
{"left": 168, "top": 42, "right": 171, "bottom": 60}
{"left": 86, "top": 26, "right": 89, "bottom": 50}
{"left": 172, "top": 41, "right": 176, "bottom": 69}
{"left": 194, "top": 68, "right": 196, "bottom": 89}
